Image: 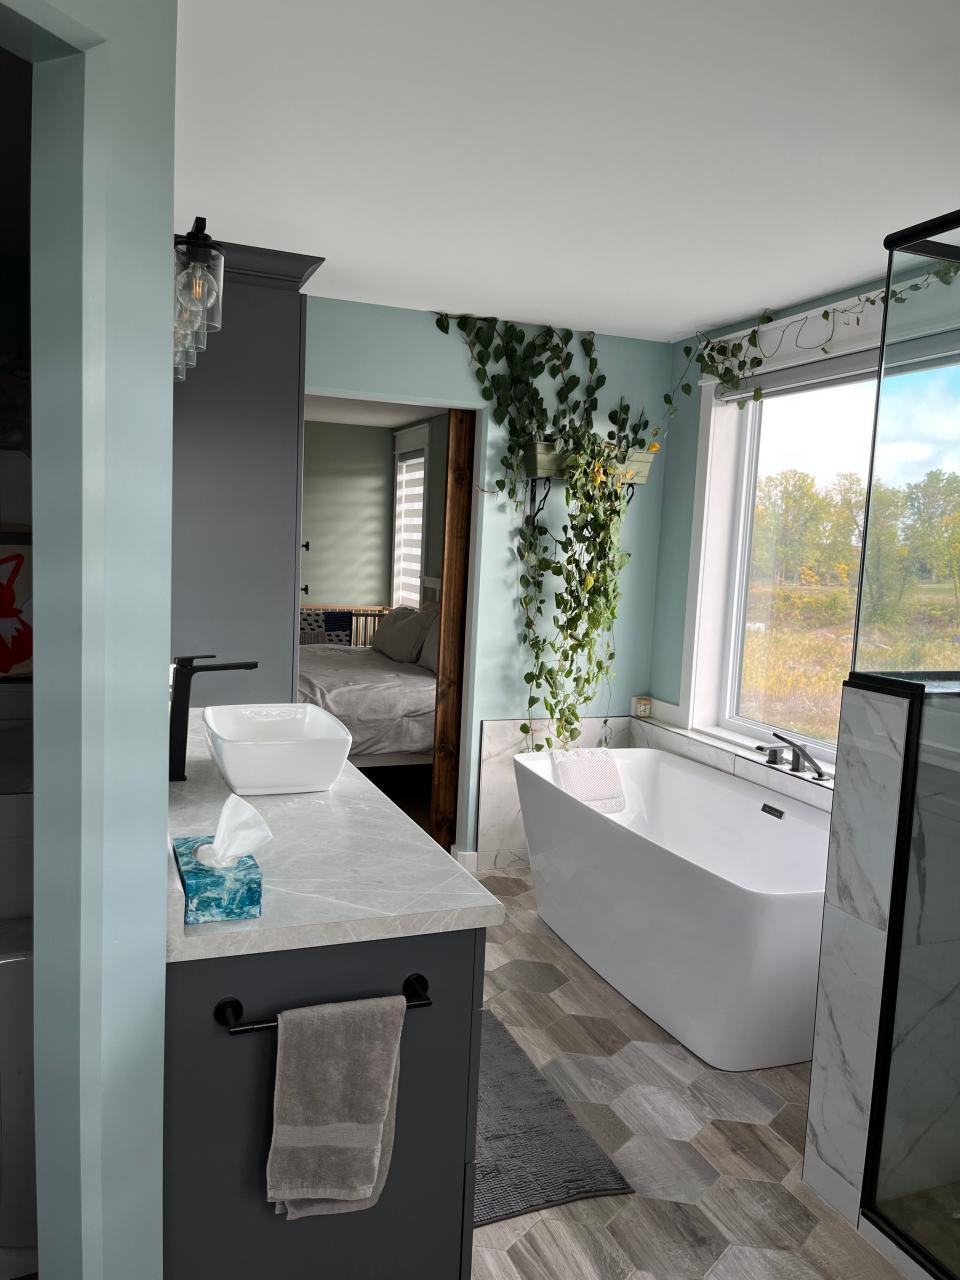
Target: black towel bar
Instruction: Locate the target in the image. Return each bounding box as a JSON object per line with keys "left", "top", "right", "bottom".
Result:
{"left": 212, "top": 973, "right": 431, "bottom": 1035}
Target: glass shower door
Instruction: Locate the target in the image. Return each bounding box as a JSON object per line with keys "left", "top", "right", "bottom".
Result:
{"left": 865, "top": 689, "right": 960, "bottom": 1280}
{"left": 855, "top": 224, "right": 960, "bottom": 680}
{"left": 857, "top": 210, "right": 960, "bottom": 1280}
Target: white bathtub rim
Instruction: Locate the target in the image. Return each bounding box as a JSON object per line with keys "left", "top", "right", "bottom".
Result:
{"left": 513, "top": 748, "right": 829, "bottom": 902}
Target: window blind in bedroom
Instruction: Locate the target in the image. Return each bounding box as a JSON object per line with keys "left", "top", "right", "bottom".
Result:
{"left": 392, "top": 447, "right": 426, "bottom": 608}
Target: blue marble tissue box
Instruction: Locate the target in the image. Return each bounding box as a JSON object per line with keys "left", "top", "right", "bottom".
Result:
{"left": 173, "top": 836, "right": 262, "bottom": 925}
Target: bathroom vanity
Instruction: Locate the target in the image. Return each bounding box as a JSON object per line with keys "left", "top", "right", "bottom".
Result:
{"left": 164, "top": 713, "right": 503, "bottom": 1279}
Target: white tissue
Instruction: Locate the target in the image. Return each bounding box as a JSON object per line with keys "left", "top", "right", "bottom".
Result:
{"left": 195, "top": 793, "right": 273, "bottom": 868}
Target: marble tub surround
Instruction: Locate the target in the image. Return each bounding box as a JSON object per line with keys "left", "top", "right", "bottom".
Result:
{"left": 476, "top": 717, "right": 632, "bottom": 867}
{"left": 803, "top": 680, "right": 912, "bottom": 1227}
{"left": 473, "top": 868, "right": 903, "bottom": 1280}
{"left": 631, "top": 718, "right": 835, "bottom": 813}
{"left": 167, "top": 711, "right": 503, "bottom": 962}
{"left": 826, "top": 688, "right": 908, "bottom": 930}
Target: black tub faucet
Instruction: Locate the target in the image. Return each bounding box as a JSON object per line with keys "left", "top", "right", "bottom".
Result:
{"left": 771, "top": 731, "right": 827, "bottom": 780}
{"left": 169, "top": 654, "right": 259, "bottom": 781}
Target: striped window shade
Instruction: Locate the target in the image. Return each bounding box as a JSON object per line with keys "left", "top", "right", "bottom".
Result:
{"left": 392, "top": 447, "right": 426, "bottom": 608}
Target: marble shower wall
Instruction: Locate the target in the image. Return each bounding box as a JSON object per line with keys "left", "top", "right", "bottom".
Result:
{"left": 803, "top": 682, "right": 910, "bottom": 1224}
{"left": 475, "top": 717, "right": 632, "bottom": 869}
{"left": 877, "top": 696, "right": 960, "bottom": 1203}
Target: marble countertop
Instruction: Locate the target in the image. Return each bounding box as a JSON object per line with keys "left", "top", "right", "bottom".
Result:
{"left": 166, "top": 711, "right": 503, "bottom": 963}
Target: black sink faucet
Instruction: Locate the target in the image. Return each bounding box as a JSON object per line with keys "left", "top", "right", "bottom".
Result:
{"left": 169, "top": 654, "right": 259, "bottom": 781}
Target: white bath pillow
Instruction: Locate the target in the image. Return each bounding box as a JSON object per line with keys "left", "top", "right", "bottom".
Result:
{"left": 372, "top": 606, "right": 435, "bottom": 664}
{"left": 553, "top": 748, "right": 625, "bottom": 814}
{"left": 418, "top": 612, "right": 440, "bottom": 673}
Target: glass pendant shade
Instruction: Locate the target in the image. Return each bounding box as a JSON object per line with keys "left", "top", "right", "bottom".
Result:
{"left": 173, "top": 216, "right": 225, "bottom": 381}
{"left": 203, "top": 248, "right": 224, "bottom": 332}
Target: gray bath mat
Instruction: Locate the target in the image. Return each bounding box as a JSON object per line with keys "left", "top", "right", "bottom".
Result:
{"left": 474, "top": 1010, "right": 633, "bottom": 1226}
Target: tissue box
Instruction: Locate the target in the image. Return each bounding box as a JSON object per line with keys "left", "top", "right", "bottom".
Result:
{"left": 173, "top": 836, "right": 262, "bottom": 925}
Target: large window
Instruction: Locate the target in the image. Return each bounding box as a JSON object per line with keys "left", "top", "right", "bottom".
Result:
{"left": 724, "top": 379, "right": 876, "bottom": 744}
{"left": 857, "top": 362, "right": 960, "bottom": 676}
{"left": 391, "top": 441, "right": 426, "bottom": 608}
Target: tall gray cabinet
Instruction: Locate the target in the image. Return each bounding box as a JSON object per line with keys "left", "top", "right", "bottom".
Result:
{"left": 171, "top": 243, "right": 322, "bottom": 705}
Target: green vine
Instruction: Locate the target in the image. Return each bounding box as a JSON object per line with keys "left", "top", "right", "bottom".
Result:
{"left": 435, "top": 261, "right": 959, "bottom": 751}
{"left": 435, "top": 314, "right": 657, "bottom": 749}
{"left": 666, "top": 259, "right": 960, "bottom": 415}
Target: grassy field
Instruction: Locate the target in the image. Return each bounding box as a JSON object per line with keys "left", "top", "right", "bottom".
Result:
{"left": 739, "top": 584, "right": 960, "bottom": 742}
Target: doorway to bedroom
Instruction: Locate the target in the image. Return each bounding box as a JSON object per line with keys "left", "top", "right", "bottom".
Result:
{"left": 296, "top": 396, "right": 475, "bottom": 849}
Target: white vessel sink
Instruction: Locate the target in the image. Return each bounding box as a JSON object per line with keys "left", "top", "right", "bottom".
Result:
{"left": 202, "top": 704, "right": 352, "bottom": 795}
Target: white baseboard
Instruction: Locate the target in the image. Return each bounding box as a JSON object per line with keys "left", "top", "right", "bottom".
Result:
{"left": 456, "top": 850, "right": 478, "bottom": 873}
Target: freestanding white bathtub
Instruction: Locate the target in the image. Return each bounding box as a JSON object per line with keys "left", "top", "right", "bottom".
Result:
{"left": 514, "top": 748, "right": 830, "bottom": 1071}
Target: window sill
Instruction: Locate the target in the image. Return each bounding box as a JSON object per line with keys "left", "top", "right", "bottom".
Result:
{"left": 630, "top": 716, "right": 835, "bottom": 812}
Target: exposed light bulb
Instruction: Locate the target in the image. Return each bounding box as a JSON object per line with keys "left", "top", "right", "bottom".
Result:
{"left": 173, "top": 218, "right": 225, "bottom": 381}
{"left": 174, "top": 316, "right": 196, "bottom": 367}
{"left": 177, "top": 298, "right": 204, "bottom": 333}
{"left": 176, "top": 262, "right": 218, "bottom": 315}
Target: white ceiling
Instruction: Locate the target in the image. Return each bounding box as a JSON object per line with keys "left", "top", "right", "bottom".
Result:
{"left": 175, "top": 0, "right": 960, "bottom": 342}
{"left": 303, "top": 395, "right": 437, "bottom": 428}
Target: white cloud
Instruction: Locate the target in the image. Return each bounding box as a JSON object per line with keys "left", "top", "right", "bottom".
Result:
{"left": 874, "top": 364, "right": 960, "bottom": 485}
{"left": 756, "top": 363, "right": 960, "bottom": 491}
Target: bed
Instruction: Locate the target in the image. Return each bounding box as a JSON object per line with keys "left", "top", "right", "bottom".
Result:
{"left": 297, "top": 644, "right": 436, "bottom": 766}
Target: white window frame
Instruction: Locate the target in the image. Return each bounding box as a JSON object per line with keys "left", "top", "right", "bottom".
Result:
{"left": 391, "top": 423, "right": 430, "bottom": 609}
{"left": 673, "top": 381, "right": 874, "bottom": 766}
{"left": 661, "top": 288, "right": 960, "bottom": 767}
{"left": 712, "top": 383, "right": 875, "bottom": 760}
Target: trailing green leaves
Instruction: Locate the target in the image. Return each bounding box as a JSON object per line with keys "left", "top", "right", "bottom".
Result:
{"left": 436, "top": 315, "right": 659, "bottom": 748}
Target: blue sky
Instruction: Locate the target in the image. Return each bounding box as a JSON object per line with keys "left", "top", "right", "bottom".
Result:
{"left": 874, "top": 363, "right": 960, "bottom": 486}
{"left": 756, "top": 363, "right": 960, "bottom": 490}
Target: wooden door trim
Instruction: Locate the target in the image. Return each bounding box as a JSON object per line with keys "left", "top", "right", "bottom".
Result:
{"left": 430, "top": 408, "right": 476, "bottom": 851}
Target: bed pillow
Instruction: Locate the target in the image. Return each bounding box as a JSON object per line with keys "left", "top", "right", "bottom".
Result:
{"left": 418, "top": 612, "right": 440, "bottom": 673}
{"left": 372, "top": 606, "right": 436, "bottom": 664}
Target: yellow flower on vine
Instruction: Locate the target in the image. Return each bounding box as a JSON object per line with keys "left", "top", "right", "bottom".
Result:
{"left": 591, "top": 460, "right": 605, "bottom": 487}
{"left": 584, "top": 572, "right": 595, "bottom": 592}
{"left": 648, "top": 442, "right": 661, "bottom": 453}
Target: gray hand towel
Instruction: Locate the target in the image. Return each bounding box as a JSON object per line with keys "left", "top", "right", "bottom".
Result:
{"left": 267, "top": 994, "right": 406, "bottom": 1219}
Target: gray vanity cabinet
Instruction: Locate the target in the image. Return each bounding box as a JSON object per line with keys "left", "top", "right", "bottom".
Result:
{"left": 164, "top": 927, "right": 484, "bottom": 1279}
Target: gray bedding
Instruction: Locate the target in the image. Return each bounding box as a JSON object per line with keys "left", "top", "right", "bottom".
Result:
{"left": 297, "top": 644, "right": 436, "bottom": 759}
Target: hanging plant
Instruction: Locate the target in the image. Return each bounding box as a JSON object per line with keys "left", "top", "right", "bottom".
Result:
{"left": 435, "top": 314, "right": 659, "bottom": 749}
{"left": 666, "top": 259, "right": 960, "bottom": 416}
{"left": 436, "top": 262, "right": 958, "bottom": 749}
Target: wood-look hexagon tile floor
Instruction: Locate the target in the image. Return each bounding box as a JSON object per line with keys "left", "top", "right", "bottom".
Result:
{"left": 492, "top": 958, "right": 568, "bottom": 994}
{"left": 472, "top": 870, "right": 901, "bottom": 1280}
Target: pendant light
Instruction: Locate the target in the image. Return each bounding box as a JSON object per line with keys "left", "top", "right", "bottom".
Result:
{"left": 173, "top": 216, "right": 225, "bottom": 381}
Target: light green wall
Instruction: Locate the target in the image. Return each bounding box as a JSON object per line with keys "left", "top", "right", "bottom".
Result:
{"left": 302, "top": 421, "right": 394, "bottom": 605}
{"left": 650, "top": 278, "right": 887, "bottom": 706}
{"left": 649, "top": 338, "right": 703, "bottom": 705}
{"left": 4, "top": 1, "right": 177, "bottom": 1276}
{"left": 306, "top": 298, "right": 672, "bottom": 846}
